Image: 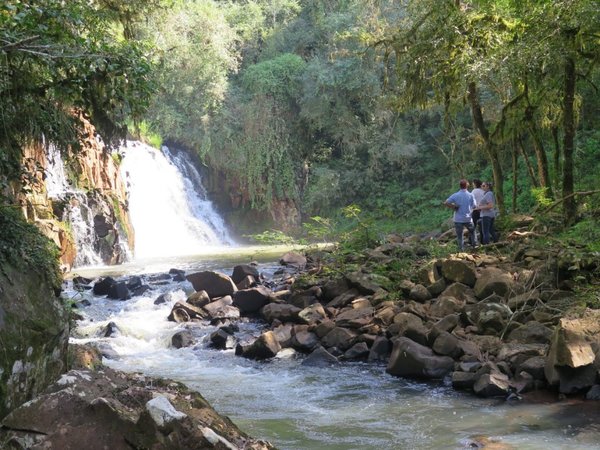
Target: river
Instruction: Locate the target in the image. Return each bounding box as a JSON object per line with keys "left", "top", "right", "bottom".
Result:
{"left": 66, "top": 250, "right": 600, "bottom": 450}
{"left": 60, "top": 141, "right": 600, "bottom": 449}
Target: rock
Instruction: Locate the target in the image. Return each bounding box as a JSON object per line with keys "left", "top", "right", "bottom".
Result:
{"left": 516, "top": 356, "right": 546, "bottom": 380}
{"left": 429, "top": 296, "right": 464, "bottom": 318}
{"left": 554, "top": 364, "right": 598, "bottom": 394}
{"left": 237, "top": 331, "right": 281, "bottom": 360}
{"left": 290, "top": 330, "right": 319, "bottom": 353}
{"left": 126, "top": 276, "right": 143, "bottom": 291}
{"left": 320, "top": 327, "right": 357, "bottom": 351}
{"left": 146, "top": 395, "right": 187, "bottom": 429}
{"left": 474, "top": 267, "right": 515, "bottom": 300}
{"left": 441, "top": 259, "right": 477, "bottom": 287}
{"left": 167, "top": 301, "right": 206, "bottom": 322}
{"left": 326, "top": 289, "right": 360, "bottom": 308}
{"left": 452, "top": 371, "right": 479, "bottom": 390}
{"left": 368, "top": 336, "right": 391, "bottom": 362}
{"left": 374, "top": 305, "right": 399, "bottom": 326}
{"left": 386, "top": 337, "right": 455, "bottom": 379}
{"left": 313, "top": 320, "right": 336, "bottom": 338}
{"left": 92, "top": 276, "right": 116, "bottom": 296}
{"left": 440, "top": 282, "right": 476, "bottom": 303}
{"left": 409, "top": 284, "right": 432, "bottom": 302}
{"left": 107, "top": 282, "right": 131, "bottom": 300}
{"left": 301, "top": 346, "right": 340, "bottom": 367}
{"left": 321, "top": 278, "right": 352, "bottom": 302}
{"left": 233, "top": 286, "right": 272, "bottom": 314}
{"left": 279, "top": 251, "right": 307, "bottom": 268}
{"left": 186, "top": 271, "right": 237, "bottom": 298}
{"left": 473, "top": 372, "right": 511, "bottom": 397}
{"left": 236, "top": 275, "right": 256, "bottom": 290}
{"left": 171, "top": 330, "right": 195, "bottom": 348}
{"left": 102, "top": 321, "right": 121, "bottom": 338}
{"left": 507, "top": 289, "right": 540, "bottom": 309}
{"left": 288, "top": 288, "right": 320, "bottom": 308}
{"left": 261, "top": 303, "right": 301, "bottom": 323}
{"left": 203, "top": 296, "right": 240, "bottom": 320}
{"left": 187, "top": 290, "right": 210, "bottom": 308}
{"left": 351, "top": 297, "right": 371, "bottom": 309}
{"left": 0, "top": 368, "right": 273, "bottom": 449}
{"left": 432, "top": 331, "right": 463, "bottom": 359}
{"left": 343, "top": 342, "right": 370, "bottom": 360}
{"left": 426, "top": 278, "right": 447, "bottom": 297}
{"left": 345, "top": 271, "right": 390, "bottom": 295}
{"left": 231, "top": 264, "right": 260, "bottom": 284}
{"left": 298, "top": 303, "right": 328, "bottom": 324}
{"left": 507, "top": 321, "right": 553, "bottom": 344}
{"left": 209, "top": 328, "right": 237, "bottom": 350}
{"left": 585, "top": 385, "right": 600, "bottom": 400}
{"left": 335, "top": 307, "right": 374, "bottom": 329}
{"left": 272, "top": 324, "right": 294, "bottom": 347}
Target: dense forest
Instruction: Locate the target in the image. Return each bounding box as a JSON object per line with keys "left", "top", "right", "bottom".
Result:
{"left": 1, "top": 0, "right": 599, "bottom": 244}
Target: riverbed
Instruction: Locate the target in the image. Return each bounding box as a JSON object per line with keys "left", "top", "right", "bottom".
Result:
{"left": 67, "top": 250, "right": 600, "bottom": 450}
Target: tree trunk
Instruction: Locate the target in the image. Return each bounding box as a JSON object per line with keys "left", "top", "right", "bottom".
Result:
{"left": 512, "top": 140, "right": 518, "bottom": 212}
{"left": 528, "top": 125, "right": 553, "bottom": 199}
{"left": 517, "top": 138, "right": 539, "bottom": 188}
{"left": 552, "top": 126, "right": 561, "bottom": 193}
{"left": 562, "top": 56, "right": 576, "bottom": 224}
{"left": 467, "top": 82, "right": 504, "bottom": 214}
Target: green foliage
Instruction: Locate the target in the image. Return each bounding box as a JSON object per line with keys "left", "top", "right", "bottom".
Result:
{"left": 531, "top": 187, "right": 553, "bottom": 208}
{"left": 0, "top": 0, "right": 157, "bottom": 194}
{"left": 242, "top": 53, "right": 306, "bottom": 101}
{"left": 302, "top": 216, "right": 334, "bottom": 243}
{"left": 0, "top": 206, "right": 61, "bottom": 291}
{"left": 243, "top": 229, "right": 296, "bottom": 245}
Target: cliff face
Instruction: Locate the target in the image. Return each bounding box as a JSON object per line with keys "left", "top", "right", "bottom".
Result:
{"left": 15, "top": 116, "right": 134, "bottom": 270}
{"left": 203, "top": 166, "right": 301, "bottom": 237}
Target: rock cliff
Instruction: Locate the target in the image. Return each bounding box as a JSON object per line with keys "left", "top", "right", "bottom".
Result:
{"left": 14, "top": 115, "right": 134, "bottom": 270}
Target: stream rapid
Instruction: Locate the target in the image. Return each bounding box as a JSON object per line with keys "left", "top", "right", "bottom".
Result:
{"left": 66, "top": 252, "right": 600, "bottom": 450}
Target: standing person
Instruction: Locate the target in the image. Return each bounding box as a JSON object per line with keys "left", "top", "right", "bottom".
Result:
{"left": 471, "top": 179, "right": 485, "bottom": 242}
{"left": 479, "top": 181, "right": 499, "bottom": 244}
{"left": 443, "top": 179, "right": 477, "bottom": 252}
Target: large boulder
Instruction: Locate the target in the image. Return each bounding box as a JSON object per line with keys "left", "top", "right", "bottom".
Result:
{"left": 386, "top": 337, "right": 454, "bottom": 379}
{"left": 441, "top": 259, "right": 477, "bottom": 287}
{"left": 186, "top": 271, "right": 237, "bottom": 298}
{"left": 0, "top": 368, "right": 273, "bottom": 449}
{"left": 232, "top": 286, "right": 272, "bottom": 314}
{"left": 0, "top": 262, "right": 68, "bottom": 420}
{"left": 545, "top": 316, "right": 599, "bottom": 393}
{"left": 261, "top": 303, "right": 301, "bottom": 323}
{"left": 474, "top": 267, "right": 515, "bottom": 300}
{"left": 237, "top": 331, "right": 281, "bottom": 360}
{"left": 231, "top": 264, "right": 260, "bottom": 285}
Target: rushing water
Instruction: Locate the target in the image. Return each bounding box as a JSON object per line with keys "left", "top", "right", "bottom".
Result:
{"left": 67, "top": 255, "right": 600, "bottom": 450}
{"left": 61, "top": 139, "right": 600, "bottom": 449}
{"left": 119, "top": 141, "right": 235, "bottom": 259}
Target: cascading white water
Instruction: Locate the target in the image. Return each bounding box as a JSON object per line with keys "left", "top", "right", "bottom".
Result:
{"left": 45, "top": 144, "right": 104, "bottom": 267}
{"left": 120, "top": 141, "right": 235, "bottom": 259}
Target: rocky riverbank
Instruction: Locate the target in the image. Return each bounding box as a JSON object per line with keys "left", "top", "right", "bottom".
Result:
{"left": 156, "top": 231, "right": 600, "bottom": 401}
{"left": 0, "top": 344, "right": 274, "bottom": 449}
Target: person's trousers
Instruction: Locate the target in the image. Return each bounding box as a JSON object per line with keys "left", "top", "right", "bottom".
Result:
{"left": 454, "top": 221, "right": 476, "bottom": 251}
{"left": 481, "top": 216, "right": 498, "bottom": 244}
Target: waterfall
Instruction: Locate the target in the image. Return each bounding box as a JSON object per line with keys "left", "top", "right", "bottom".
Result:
{"left": 120, "top": 141, "right": 235, "bottom": 259}
{"left": 45, "top": 144, "right": 106, "bottom": 267}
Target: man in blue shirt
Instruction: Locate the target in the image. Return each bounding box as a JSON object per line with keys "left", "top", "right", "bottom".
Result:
{"left": 443, "top": 179, "right": 477, "bottom": 252}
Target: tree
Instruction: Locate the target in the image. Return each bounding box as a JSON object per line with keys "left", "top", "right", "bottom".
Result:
{"left": 0, "top": 0, "right": 157, "bottom": 190}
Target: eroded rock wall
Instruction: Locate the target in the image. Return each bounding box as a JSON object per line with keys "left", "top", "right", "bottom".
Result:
{"left": 0, "top": 261, "right": 69, "bottom": 420}
{"left": 14, "top": 116, "right": 134, "bottom": 269}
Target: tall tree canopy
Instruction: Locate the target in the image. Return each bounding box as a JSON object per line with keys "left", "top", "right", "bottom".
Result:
{"left": 0, "top": 0, "right": 157, "bottom": 189}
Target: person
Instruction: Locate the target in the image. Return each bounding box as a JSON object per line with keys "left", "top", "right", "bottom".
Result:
{"left": 478, "top": 181, "right": 499, "bottom": 244}
{"left": 471, "top": 179, "right": 484, "bottom": 242}
{"left": 443, "top": 179, "right": 477, "bottom": 252}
